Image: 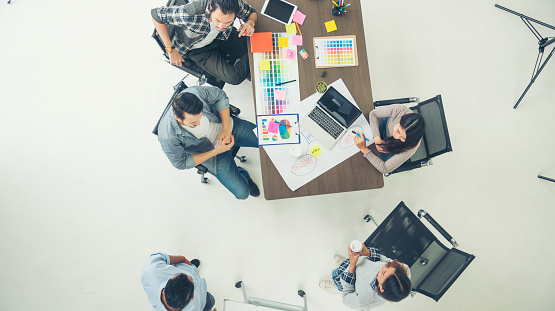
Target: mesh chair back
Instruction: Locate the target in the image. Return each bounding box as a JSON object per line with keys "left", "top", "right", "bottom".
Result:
{"left": 364, "top": 201, "right": 474, "bottom": 301}
{"left": 411, "top": 95, "right": 452, "bottom": 160}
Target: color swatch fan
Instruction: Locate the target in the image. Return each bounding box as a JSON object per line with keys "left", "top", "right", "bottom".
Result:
{"left": 253, "top": 33, "right": 301, "bottom": 115}
{"left": 313, "top": 35, "right": 358, "bottom": 68}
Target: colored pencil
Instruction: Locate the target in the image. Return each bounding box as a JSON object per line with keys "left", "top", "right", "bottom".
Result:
{"left": 352, "top": 131, "right": 370, "bottom": 141}
{"left": 295, "top": 22, "right": 302, "bottom": 36}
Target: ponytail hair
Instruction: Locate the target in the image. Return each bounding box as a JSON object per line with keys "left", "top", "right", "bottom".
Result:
{"left": 378, "top": 259, "right": 412, "bottom": 302}
{"left": 378, "top": 113, "right": 425, "bottom": 154}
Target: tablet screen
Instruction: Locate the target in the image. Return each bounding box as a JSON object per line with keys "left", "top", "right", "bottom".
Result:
{"left": 261, "top": 0, "right": 296, "bottom": 25}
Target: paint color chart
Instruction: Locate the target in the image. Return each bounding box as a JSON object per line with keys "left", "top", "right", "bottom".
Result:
{"left": 253, "top": 33, "right": 301, "bottom": 115}
{"left": 314, "top": 35, "right": 359, "bottom": 68}
{"left": 255, "top": 114, "right": 300, "bottom": 146}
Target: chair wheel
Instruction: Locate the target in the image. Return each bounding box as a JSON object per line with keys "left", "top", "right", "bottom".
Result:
{"left": 298, "top": 290, "right": 305, "bottom": 297}
{"left": 201, "top": 177, "right": 208, "bottom": 183}
{"left": 237, "top": 156, "right": 247, "bottom": 163}
{"left": 235, "top": 281, "right": 243, "bottom": 288}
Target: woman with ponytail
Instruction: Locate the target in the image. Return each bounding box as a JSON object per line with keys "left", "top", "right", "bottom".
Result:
{"left": 354, "top": 105, "right": 425, "bottom": 174}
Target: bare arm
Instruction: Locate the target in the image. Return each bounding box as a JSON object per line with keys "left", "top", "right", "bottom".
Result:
{"left": 152, "top": 17, "right": 184, "bottom": 66}
{"left": 168, "top": 255, "right": 190, "bottom": 265}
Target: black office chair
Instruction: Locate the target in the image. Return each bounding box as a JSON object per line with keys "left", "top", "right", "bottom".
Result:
{"left": 373, "top": 95, "right": 452, "bottom": 176}
{"left": 152, "top": 80, "right": 245, "bottom": 183}
{"left": 152, "top": 0, "right": 226, "bottom": 89}
{"left": 363, "top": 201, "right": 475, "bottom": 301}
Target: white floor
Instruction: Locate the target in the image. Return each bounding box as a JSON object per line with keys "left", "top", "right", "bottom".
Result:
{"left": 1, "top": 0, "right": 555, "bottom": 310}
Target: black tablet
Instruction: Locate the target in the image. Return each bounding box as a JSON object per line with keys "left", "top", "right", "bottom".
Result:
{"left": 260, "top": 0, "right": 297, "bottom": 25}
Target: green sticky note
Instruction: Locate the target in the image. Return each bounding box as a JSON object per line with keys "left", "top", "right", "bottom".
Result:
{"left": 259, "top": 60, "right": 271, "bottom": 70}
{"left": 285, "top": 23, "right": 297, "bottom": 34}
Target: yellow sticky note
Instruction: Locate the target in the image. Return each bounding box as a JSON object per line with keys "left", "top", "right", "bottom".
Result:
{"left": 325, "top": 20, "right": 337, "bottom": 32}
{"left": 259, "top": 60, "right": 271, "bottom": 70}
{"left": 285, "top": 23, "right": 297, "bottom": 34}
{"left": 278, "top": 37, "right": 289, "bottom": 48}
{"left": 310, "top": 145, "right": 323, "bottom": 157}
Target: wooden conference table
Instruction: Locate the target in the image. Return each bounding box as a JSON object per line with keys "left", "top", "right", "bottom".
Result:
{"left": 247, "top": 0, "right": 384, "bottom": 200}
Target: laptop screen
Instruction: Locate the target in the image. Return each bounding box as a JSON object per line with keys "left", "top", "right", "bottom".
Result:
{"left": 318, "top": 86, "right": 362, "bottom": 127}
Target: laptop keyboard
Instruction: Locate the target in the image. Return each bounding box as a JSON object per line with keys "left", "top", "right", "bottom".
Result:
{"left": 308, "top": 106, "right": 344, "bottom": 139}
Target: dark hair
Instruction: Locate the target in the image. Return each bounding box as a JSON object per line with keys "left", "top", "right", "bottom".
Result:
{"left": 164, "top": 274, "right": 195, "bottom": 309}
{"left": 377, "top": 260, "right": 412, "bottom": 302}
{"left": 378, "top": 113, "right": 425, "bottom": 154}
{"left": 210, "top": 0, "right": 240, "bottom": 15}
{"left": 173, "top": 92, "right": 203, "bottom": 121}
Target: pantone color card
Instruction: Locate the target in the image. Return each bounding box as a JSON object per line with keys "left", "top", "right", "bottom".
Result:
{"left": 253, "top": 33, "right": 301, "bottom": 115}
{"left": 313, "top": 35, "right": 359, "bottom": 68}
{"left": 255, "top": 114, "right": 300, "bottom": 146}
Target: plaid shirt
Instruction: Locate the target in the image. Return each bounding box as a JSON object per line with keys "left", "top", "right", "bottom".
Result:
{"left": 333, "top": 247, "right": 381, "bottom": 290}
{"left": 152, "top": 0, "right": 256, "bottom": 56}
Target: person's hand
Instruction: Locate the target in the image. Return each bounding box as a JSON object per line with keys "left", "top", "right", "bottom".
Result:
{"left": 360, "top": 244, "right": 371, "bottom": 257}
{"left": 219, "top": 128, "right": 232, "bottom": 145}
{"left": 169, "top": 49, "right": 184, "bottom": 66}
{"left": 183, "top": 257, "right": 191, "bottom": 265}
{"left": 354, "top": 132, "right": 369, "bottom": 153}
{"left": 211, "top": 308, "right": 217, "bottom": 311}
{"left": 373, "top": 136, "right": 386, "bottom": 153}
{"left": 348, "top": 245, "right": 361, "bottom": 266}
{"left": 214, "top": 134, "right": 235, "bottom": 154}
{"left": 238, "top": 21, "right": 255, "bottom": 37}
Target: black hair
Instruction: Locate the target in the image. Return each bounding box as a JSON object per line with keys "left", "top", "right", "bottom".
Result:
{"left": 164, "top": 274, "right": 195, "bottom": 309}
{"left": 173, "top": 92, "right": 203, "bottom": 121}
{"left": 377, "top": 260, "right": 412, "bottom": 302}
{"left": 210, "top": 0, "right": 240, "bottom": 15}
{"left": 378, "top": 113, "right": 425, "bottom": 154}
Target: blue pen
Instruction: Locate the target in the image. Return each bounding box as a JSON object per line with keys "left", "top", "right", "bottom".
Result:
{"left": 352, "top": 130, "right": 370, "bottom": 141}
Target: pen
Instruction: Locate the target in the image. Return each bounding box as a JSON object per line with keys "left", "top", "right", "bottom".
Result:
{"left": 276, "top": 79, "right": 296, "bottom": 86}
{"left": 274, "top": 121, "right": 292, "bottom": 128}
{"left": 352, "top": 131, "right": 370, "bottom": 141}
{"left": 238, "top": 19, "right": 247, "bottom": 36}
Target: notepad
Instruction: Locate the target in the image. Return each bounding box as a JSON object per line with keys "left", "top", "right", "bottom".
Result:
{"left": 278, "top": 37, "right": 289, "bottom": 47}
{"left": 292, "top": 10, "right": 306, "bottom": 25}
{"left": 275, "top": 89, "right": 287, "bottom": 100}
{"left": 285, "top": 23, "right": 297, "bottom": 34}
{"left": 325, "top": 20, "right": 337, "bottom": 32}
{"left": 292, "top": 35, "right": 303, "bottom": 46}
{"left": 259, "top": 60, "right": 271, "bottom": 70}
{"left": 286, "top": 49, "right": 296, "bottom": 60}
{"left": 251, "top": 32, "right": 273, "bottom": 53}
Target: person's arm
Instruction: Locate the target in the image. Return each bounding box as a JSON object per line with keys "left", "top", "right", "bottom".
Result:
{"left": 218, "top": 108, "right": 232, "bottom": 144}
{"left": 236, "top": 0, "right": 257, "bottom": 36}
{"left": 360, "top": 245, "right": 382, "bottom": 262}
{"left": 369, "top": 104, "right": 412, "bottom": 140}
{"left": 151, "top": 5, "right": 193, "bottom": 66}
{"left": 160, "top": 137, "right": 197, "bottom": 170}
{"left": 362, "top": 140, "right": 420, "bottom": 174}
{"left": 192, "top": 135, "right": 235, "bottom": 166}
{"left": 152, "top": 17, "right": 185, "bottom": 66}
{"left": 169, "top": 255, "right": 191, "bottom": 265}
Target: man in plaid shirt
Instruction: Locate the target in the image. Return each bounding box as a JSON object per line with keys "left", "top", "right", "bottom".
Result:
{"left": 152, "top": 0, "right": 257, "bottom": 85}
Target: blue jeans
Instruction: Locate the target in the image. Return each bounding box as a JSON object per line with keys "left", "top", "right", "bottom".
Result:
{"left": 331, "top": 268, "right": 343, "bottom": 291}
{"left": 214, "top": 118, "right": 258, "bottom": 200}
{"left": 379, "top": 117, "right": 394, "bottom": 161}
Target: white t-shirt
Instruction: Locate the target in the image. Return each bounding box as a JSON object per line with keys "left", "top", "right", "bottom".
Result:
{"left": 182, "top": 115, "right": 233, "bottom": 147}
{"left": 192, "top": 22, "right": 220, "bottom": 49}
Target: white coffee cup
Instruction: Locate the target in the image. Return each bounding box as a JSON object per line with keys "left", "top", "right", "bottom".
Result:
{"left": 350, "top": 240, "right": 363, "bottom": 253}
{"left": 290, "top": 145, "right": 303, "bottom": 157}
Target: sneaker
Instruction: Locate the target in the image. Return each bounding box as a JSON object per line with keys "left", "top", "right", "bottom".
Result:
{"left": 191, "top": 259, "right": 200, "bottom": 268}
{"left": 238, "top": 167, "right": 260, "bottom": 197}
{"left": 334, "top": 254, "right": 347, "bottom": 267}
{"left": 319, "top": 280, "right": 340, "bottom": 293}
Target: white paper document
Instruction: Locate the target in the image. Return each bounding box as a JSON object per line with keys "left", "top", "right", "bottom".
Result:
{"left": 262, "top": 79, "right": 372, "bottom": 191}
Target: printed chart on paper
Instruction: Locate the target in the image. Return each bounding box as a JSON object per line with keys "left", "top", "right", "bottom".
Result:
{"left": 253, "top": 33, "right": 301, "bottom": 115}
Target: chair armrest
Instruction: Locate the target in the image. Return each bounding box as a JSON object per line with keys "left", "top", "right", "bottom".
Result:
{"left": 374, "top": 97, "right": 420, "bottom": 107}
{"left": 417, "top": 210, "right": 458, "bottom": 248}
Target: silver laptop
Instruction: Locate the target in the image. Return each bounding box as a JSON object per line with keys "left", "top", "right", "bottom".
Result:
{"left": 300, "top": 86, "right": 362, "bottom": 150}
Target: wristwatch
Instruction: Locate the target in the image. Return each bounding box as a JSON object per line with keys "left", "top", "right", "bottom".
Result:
{"left": 165, "top": 45, "right": 175, "bottom": 53}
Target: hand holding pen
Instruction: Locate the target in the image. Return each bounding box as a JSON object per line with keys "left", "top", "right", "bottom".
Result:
{"left": 353, "top": 131, "right": 370, "bottom": 154}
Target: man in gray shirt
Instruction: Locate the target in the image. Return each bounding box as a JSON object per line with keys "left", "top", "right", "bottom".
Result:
{"left": 157, "top": 85, "right": 259, "bottom": 199}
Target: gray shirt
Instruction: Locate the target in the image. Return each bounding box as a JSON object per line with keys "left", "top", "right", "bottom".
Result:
{"left": 341, "top": 256, "right": 388, "bottom": 311}
{"left": 363, "top": 104, "right": 421, "bottom": 174}
{"left": 157, "top": 85, "right": 230, "bottom": 174}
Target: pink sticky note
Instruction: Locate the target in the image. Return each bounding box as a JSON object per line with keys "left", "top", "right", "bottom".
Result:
{"left": 268, "top": 119, "right": 279, "bottom": 133}
{"left": 275, "top": 89, "right": 287, "bottom": 101}
{"left": 286, "top": 49, "right": 296, "bottom": 60}
{"left": 292, "top": 10, "right": 306, "bottom": 25}
{"left": 292, "top": 35, "right": 303, "bottom": 46}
